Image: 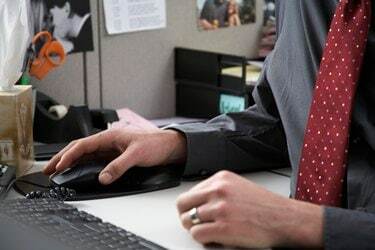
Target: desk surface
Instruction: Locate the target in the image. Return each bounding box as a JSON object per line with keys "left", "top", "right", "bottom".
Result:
{"left": 7, "top": 163, "right": 291, "bottom": 250}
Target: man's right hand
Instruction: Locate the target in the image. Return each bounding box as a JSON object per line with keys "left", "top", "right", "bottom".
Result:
{"left": 43, "top": 128, "right": 187, "bottom": 185}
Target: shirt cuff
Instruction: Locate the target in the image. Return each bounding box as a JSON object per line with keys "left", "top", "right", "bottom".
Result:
{"left": 324, "top": 206, "right": 375, "bottom": 250}
{"left": 166, "top": 123, "right": 226, "bottom": 179}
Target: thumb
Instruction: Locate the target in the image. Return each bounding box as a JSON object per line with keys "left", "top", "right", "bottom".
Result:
{"left": 99, "top": 146, "right": 138, "bottom": 185}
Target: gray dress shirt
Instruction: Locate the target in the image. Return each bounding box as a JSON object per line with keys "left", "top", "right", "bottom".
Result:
{"left": 172, "top": 1, "right": 375, "bottom": 249}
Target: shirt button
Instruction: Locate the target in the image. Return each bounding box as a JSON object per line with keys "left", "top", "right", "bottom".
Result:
{"left": 199, "top": 170, "right": 208, "bottom": 176}
{"left": 352, "top": 136, "right": 361, "bottom": 144}
{"left": 355, "top": 207, "right": 367, "bottom": 212}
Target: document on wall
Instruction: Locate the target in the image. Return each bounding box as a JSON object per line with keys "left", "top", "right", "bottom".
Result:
{"left": 103, "top": 0, "right": 166, "bottom": 35}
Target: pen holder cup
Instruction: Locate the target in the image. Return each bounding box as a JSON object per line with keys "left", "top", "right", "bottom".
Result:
{"left": 0, "top": 86, "right": 34, "bottom": 176}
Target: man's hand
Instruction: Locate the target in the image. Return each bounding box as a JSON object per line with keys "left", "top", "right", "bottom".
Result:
{"left": 43, "top": 128, "right": 187, "bottom": 185}
{"left": 177, "top": 171, "right": 324, "bottom": 248}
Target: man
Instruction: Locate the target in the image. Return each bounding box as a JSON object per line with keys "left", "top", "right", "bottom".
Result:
{"left": 199, "top": 0, "right": 229, "bottom": 30}
{"left": 44, "top": 1, "right": 375, "bottom": 249}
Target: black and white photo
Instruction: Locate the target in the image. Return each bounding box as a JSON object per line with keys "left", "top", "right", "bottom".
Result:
{"left": 29, "top": 0, "right": 94, "bottom": 54}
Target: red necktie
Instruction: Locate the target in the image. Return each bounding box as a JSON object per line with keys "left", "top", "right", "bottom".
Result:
{"left": 295, "top": 0, "right": 372, "bottom": 206}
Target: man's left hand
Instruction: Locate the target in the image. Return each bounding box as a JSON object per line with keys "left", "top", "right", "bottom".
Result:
{"left": 176, "top": 171, "right": 324, "bottom": 248}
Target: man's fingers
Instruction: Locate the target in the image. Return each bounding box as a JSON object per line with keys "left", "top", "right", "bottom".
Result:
{"left": 180, "top": 203, "right": 216, "bottom": 230}
{"left": 176, "top": 189, "right": 209, "bottom": 214}
{"left": 43, "top": 141, "right": 78, "bottom": 174}
{"left": 67, "top": 150, "right": 120, "bottom": 168}
{"left": 190, "top": 222, "right": 227, "bottom": 245}
{"left": 189, "top": 174, "right": 216, "bottom": 192}
{"left": 99, "top": 146, "right": 139, "bottom": 185}
{"left": 189, "top": 171, "right": 236, "bottom": 192}
{"left": 54, "top": 131, "right": 120, "bottom": 173}
{"left": 177, "top": 174, "right": 224, "bottom": 214}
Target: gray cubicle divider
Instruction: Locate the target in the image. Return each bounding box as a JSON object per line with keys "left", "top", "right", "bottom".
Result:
{"left": 32, "top": 0, "right": 264, "bottom": 118}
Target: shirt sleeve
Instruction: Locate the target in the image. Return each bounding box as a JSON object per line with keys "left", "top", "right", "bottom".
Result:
{"left": 168, "top": 53, "right": 290, "bottom": 179}
{"left": 324, "top": 207, "right": 375, "bottom": 249}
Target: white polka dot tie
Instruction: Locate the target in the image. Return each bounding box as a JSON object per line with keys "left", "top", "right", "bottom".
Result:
{"left": 295, "top": 0, "right": 372, "bottom": 207}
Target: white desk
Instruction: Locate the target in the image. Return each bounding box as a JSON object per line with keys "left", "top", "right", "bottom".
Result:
{"left": 7, "top": 163, "right": 291, "bottom": 250}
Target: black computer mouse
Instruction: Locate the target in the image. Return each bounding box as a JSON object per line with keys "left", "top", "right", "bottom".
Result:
{"left": 50, "top": 161, "right": 104, "bottom": 190}
{"left": 50, "top": 161, "right": 182, "bottom": 197}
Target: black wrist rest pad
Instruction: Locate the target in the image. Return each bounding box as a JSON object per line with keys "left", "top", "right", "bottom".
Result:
{"left": 14, "top": 166, "right": 183, "bottom": 201}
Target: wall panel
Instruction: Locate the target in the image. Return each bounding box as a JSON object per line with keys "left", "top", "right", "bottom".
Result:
{"left": 33, "top": 0, "right": 264, "bottom": 118}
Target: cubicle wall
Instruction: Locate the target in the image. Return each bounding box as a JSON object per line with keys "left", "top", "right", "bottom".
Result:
{"left": 32, "top": 0, "right": 264, "bottom": 118}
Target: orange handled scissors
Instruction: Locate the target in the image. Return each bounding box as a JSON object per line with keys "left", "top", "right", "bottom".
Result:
{"left": 29, "top": 31, "right": 66, "bottom": 80}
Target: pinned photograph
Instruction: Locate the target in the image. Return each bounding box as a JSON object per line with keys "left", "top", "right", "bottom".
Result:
{"left": 29, "top": 0, "right": 94, "bottom": 54}
{"left": 197, "top": 0, "right": 256, "bottom": 31}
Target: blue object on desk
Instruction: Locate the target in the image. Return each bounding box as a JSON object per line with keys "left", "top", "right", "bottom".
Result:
{"left": 219, "top": 94, "right": 246, "bottom": 114}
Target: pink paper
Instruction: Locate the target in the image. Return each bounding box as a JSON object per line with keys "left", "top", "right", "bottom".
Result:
{"left": 111, "top": 108, "right": 158, "bottom": 131}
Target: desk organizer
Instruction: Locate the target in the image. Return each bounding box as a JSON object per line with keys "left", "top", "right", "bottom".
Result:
{"left": 175, "top": 47, "right": 260, "bottom": 118}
